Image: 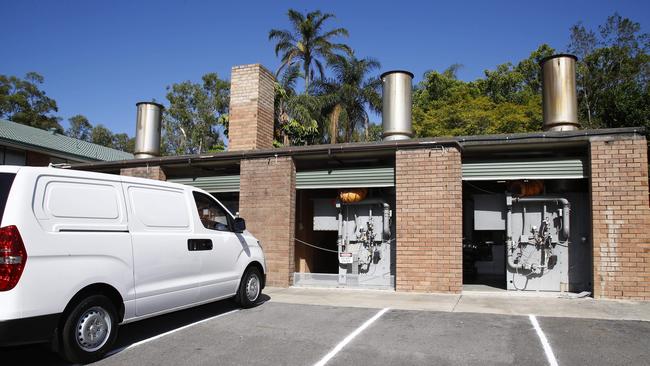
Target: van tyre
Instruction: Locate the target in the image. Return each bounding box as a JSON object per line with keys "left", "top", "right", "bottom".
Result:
{"left": 59, "top": 295, "right": 118, "bottom": 364}
{"left": 237, "top": 267, "right": 262, "bottom": 308}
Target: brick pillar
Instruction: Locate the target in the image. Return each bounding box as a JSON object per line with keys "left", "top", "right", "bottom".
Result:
{"left": 239, "top": 156, "right": 295, "bottom": 287}
{"left": 228, "top": 64, "right": 275, "bottom": 151}
{"left": 395, "top": 148, "right": 463, "bottom": 293}
{"left": 120, "top": 166, "right": 166, "bottom": 180}
{"left": 590, "top": 137, "right": 650, "bottom": 300}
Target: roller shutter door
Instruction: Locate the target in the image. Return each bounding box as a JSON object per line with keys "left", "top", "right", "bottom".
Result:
{"left": 461, "top": 158, "right": 587, "bottom": 181}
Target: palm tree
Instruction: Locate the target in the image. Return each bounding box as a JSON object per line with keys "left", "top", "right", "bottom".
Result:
{"left": 315, "top": 54, "right": 382, "bottom": 143}
{"left": 269, "top": 9, "right": 351, "bottom": 94}
{"left": 274, "top": 65, "right": 324, "bottom": 146}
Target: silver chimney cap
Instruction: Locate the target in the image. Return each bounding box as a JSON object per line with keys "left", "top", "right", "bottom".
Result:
{"left": 381, "top": 70, "right": 414, "bottom": 141}
{"left": 134, "top": 102, "right": 163, "bottom": 159}
{"left": 540, "top": 54, "right": 579, "bottom": 132}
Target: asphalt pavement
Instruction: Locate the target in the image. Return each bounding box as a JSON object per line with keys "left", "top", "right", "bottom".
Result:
{"left": 1, "top": 291, "right": 649, "bottom": 366}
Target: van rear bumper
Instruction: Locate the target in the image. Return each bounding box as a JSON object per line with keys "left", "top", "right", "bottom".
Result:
{"left": 0, "top": 313, "right": 60, "bottom": 346}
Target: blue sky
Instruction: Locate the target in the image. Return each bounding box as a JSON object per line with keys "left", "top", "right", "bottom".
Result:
{"left": 1, "top": 0, "right": 648, "bottom": 136}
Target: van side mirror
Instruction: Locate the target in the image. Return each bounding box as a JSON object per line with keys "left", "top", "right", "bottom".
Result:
{"left": 233, "top": 217, "right": 246, "bottom": 233}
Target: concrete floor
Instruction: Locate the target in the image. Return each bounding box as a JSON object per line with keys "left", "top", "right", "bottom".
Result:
{"left": 266, "top": 287, "right": 650, "bottom": 322}
{"left": 2, "top": 288, "right": 649, "bottom": 365}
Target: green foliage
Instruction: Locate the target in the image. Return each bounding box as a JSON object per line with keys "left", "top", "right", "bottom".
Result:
{"left": 413, "top": 45, "right": 553, "bottom": 137}
{"left": 66, "top": 114, "right": 92, "bottom": 141}
{"left": 314, "top": 54, "right": 382, "bottom": 143}
{"left": 568, "top": 13, "right": 649, "bottom": 130}
{"left": 366, "top": 123, "right": 383, "bottom": 142}
{"left": 281, "top": 118, "right": 320, "bottom": 146}
{"left": 0, "top": 72, "right": 63, "bottom": 132}
{"left": 269, "top": 9, "right": 351, "bottom": 93}
{"left": 163, "top": 73, "right": 230, "bottom": 155}
{"left": 112, "top": 133, "right": 135, "bottom": 154}
{"left": 90, "top": 124, "right": 114, "bottom": 147}
{"left": 64, "top": 114, "right": 134, "bottom": 153}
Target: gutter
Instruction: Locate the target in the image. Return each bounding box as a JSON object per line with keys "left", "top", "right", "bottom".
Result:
{"left": 72, "top": 127, "right": 645, "bottom": 171}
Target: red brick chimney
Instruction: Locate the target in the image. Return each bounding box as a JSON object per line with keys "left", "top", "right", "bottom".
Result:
{"left": 228, "top": 64, "right": 275, "bottom": 151}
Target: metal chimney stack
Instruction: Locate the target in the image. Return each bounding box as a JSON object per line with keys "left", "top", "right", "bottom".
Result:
{"left": 540, "top": 54, "right": 580, "bottom": 131}
{"left": 134, "top": 102, "right": 163, "bottom": 158}
{"left": 381, "top": 70, "right": 414, "bottom": 141}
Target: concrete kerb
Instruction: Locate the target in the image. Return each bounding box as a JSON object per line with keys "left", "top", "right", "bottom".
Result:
{"left": 265, "top": 287, "right": 650, "bottom": 322}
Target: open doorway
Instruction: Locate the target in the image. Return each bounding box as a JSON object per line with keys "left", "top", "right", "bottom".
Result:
{"left": 462, "top": 179, "right": 592, "bottom": 293}
{"left": 294, "top": 187, "right": 396, "bottom": 290}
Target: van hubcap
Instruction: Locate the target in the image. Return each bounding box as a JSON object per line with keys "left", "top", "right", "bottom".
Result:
{"left": 76, "top": 306, "right": 111, "bottom": 352}
{"left": 246, "top": 275, "right": 260, "bottom": 302}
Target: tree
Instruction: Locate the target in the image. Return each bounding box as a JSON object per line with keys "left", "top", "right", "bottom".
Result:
{"left": 269, "top": 9, "right": 351, "bottom": 93}
{"left": 163, "top": 73, "right": 229, "bottom": 155}
{"left": 112, "top": 133, "right": 135, "bottom": 153}
{"left": 0, "top": 72, "right": 62, "bottom": 132}
{"left": 568, "top": 13, "right": 649, "bottom": 129}
{"left": 413, "top": 45, "right": 554, "bottom": 137}
{"left": 314, "top": 54, "right": 382, "bottom": 143}
{"left": 90, "top": 124, "right": 114, "bottom": 147}
{"left": 66, "top": 115, "right": 92, "bottom": 141}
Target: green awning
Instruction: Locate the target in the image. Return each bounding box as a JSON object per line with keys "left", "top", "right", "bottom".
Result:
{"left": 169, "top": 175, "right": 240, "bottom": 192}
{"left": 296, "top": 167, "right": 395, "bottom": 189}
{"left": 461, "top": 158, "right": 587, "bottom": 181}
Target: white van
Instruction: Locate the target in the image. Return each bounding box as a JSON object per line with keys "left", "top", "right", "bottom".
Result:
{"left": 0, "top": 166, "right": 266, "bottom": 363}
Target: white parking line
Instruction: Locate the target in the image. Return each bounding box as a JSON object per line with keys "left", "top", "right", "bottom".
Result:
{"left": 529, "top": 315, "right": 559, "bottom": 366}
{"left": 313, "top": 308, "right": 389, "bottom": 366}
{"left": 107, "top": 309, "right": 240, "bottom": 356}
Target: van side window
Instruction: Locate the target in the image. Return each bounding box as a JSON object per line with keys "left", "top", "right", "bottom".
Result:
{"left": 192, "top": 192, "right": 231, "bottom": 232}
{"left": 128, "top": 186, "right": 190, "bottom": 229}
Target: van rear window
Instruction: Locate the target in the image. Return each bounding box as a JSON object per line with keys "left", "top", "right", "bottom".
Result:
{"left": 0, "top": 173, "right": 16, "bottom": 222}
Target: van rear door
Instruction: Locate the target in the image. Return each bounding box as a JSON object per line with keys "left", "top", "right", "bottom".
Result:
{"left": 123, "top": 183, "right": 200, "bottom": 316}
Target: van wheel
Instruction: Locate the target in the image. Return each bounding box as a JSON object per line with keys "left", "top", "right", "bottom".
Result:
{"left": 59, "top": 295, "right": 118, "bottom": 364}
{"left": 237, "top": 267, "right": 262, "bottom": 308}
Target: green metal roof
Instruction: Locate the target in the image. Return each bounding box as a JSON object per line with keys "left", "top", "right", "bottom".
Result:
{"left": 0, "top": 119, "right": 133, "bottom": 162}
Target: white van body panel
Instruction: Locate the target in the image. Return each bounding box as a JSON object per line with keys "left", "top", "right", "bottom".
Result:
{"left": 0, "top": 168, "right": 133, "bottom": 320}
{"left": 123, "top": 181, "right": 201, "bottom": 317}
{"left": 0, "top": 166, "right": 266, "bottom": 335}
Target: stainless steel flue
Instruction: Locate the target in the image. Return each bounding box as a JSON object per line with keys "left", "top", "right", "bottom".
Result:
{"left": 134, "top": 102, "right": 163, "bottom": 158}
{"left": 381, "top": 70, "right": 414, "bottom": 141}
{"left": 540, "top": 54, "right": 579, "bottom": 131}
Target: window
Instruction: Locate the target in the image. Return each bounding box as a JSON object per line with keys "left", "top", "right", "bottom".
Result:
{"left": 0, "top": 173, "right": 16, "bottom": 221}
{"left": 193, "top": 192, "right": 231, "bottom": 231}
{"left": 129, "top": 186, "right": 190, "bottom": 228}
{"left": 4, "top": 148, "right": 26, "bottom": 166}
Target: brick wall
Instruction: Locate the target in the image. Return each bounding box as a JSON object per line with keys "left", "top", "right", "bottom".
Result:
{"left": 590, "top": 137, "right": 650, "bottom": 300}
{"left": 239, "top": 156, "right": 296, "bottom": 287}
{"left": 120, "top": 166, "right": 167, "bottom": 181}
{"left": 395, "top": 148, "right": 463, "bottom": 293}
{"left": 228, "top": 64, "right": 275, "bottom": 151}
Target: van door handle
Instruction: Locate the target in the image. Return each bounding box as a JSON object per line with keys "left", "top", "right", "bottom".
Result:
{"left": 187, "top": 239, "right": 213, "bottom": 251}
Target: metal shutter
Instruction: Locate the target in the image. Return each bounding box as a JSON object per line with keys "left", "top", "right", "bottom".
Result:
{"left": 168, "top": 175, "right": 240, "bottom": 192}
{"left": 461, "top": 158, "right": 587, "bottom": 181}
{"left": 296, "top": 167, "right": 395, "bottom": 189}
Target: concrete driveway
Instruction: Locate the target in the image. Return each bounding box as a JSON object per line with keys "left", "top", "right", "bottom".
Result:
{"left": 2, "top": 289, "right": 649, "bottom": 366}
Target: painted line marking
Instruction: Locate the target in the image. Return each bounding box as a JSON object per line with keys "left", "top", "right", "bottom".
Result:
{"left": 529, "top": 314, "right": 559, "bottom": 366}
{"left": 107, "top": 309, "right": 240, "bottom": 356}
{"left": 313, "top": 307, "right": 390, "bottom": 366}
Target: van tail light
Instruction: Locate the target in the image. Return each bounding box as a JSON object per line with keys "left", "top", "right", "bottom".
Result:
{"left": 0, "top": 225, "right": 27, "bottom": 291}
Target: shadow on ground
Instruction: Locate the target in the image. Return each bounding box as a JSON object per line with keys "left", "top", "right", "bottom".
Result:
{"left": 0, "top": 294, "right": 271, "bottom": 366}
